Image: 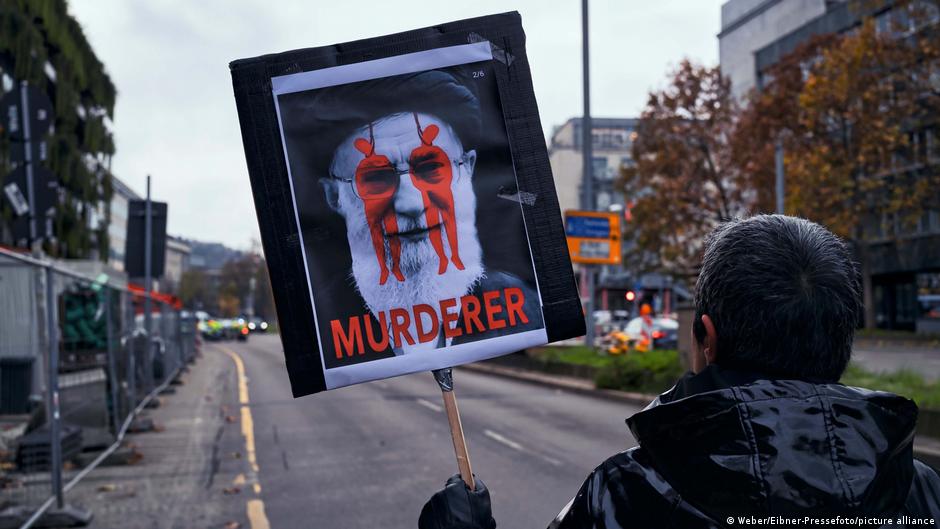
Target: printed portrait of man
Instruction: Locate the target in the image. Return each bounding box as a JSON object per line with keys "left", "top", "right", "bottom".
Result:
{"left": 277, "top": 62, "right": 545, "bottom": 367}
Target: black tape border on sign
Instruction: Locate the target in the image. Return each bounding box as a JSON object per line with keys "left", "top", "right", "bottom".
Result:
{"left": 229, "top": 11, "right": 585, "bottom": 398}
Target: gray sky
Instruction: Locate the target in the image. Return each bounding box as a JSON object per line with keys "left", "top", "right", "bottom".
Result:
{"left": 70, "top": 0, "right": 724, "bottom": 250}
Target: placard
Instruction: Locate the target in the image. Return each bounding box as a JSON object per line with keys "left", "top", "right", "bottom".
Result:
{"left": 230, "top": 12, "right": 584, "bottom": 397}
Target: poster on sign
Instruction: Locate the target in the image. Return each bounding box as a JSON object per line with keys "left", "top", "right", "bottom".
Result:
{"left": 230, "top": 12, "right": 583, "bottom": 398}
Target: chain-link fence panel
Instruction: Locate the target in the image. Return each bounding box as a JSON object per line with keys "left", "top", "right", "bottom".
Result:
{"left": 0, "top": 249, "right": 196, "bottom": 527}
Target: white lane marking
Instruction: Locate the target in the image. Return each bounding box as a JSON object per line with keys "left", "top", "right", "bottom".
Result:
{"left": 483, "top": 429, "right": 564, "bottom": 467}
{"left": 484, "top": 429, "right": 525, "bottom": 451}
{"left": 416, "top": 398, "right": 443, "bottom": 412}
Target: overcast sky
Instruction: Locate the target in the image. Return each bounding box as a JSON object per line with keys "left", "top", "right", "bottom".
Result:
{"left": 70, "top": 0, "right": 725, "bottom": 250}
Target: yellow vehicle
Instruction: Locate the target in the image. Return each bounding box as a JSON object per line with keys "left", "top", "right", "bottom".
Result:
{"left": 602, "top": 329, "right": 651, "bottom": 355}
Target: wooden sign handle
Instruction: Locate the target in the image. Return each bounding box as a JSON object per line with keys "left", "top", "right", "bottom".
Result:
{"left": 433, "top": 368, "right": 475, "bottom": 490}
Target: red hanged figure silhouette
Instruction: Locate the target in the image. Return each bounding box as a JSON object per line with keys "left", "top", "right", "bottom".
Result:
{"left": 353, "top": 123, "right": 405, "bottom": 286}
{"left": 410, "top": 113, "right": 464, "bottom": 275}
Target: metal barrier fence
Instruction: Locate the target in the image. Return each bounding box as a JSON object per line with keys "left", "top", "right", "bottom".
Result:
{"left": 0, "top": 248, "right": 198, "bottom": 527}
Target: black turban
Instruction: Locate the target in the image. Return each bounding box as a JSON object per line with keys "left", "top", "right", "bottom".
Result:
{"left": 276, "top": 68, "right": 481, "bottom": 180}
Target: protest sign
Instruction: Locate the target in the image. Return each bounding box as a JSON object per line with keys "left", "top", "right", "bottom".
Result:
{"left": 229, "top": 11, "right": 583, "bottom": 398}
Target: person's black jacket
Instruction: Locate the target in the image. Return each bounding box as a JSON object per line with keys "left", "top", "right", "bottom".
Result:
{"left": 555, "top": 365, "right": 940, "bottom": 528}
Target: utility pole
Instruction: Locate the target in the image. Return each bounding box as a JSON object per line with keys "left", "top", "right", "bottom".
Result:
{"left": 581, "top": 0, "right": 596, "bottom": 349}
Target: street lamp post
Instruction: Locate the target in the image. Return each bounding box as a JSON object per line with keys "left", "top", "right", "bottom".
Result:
{"left": 581, "top": 0, "right": 596, "bottom": 349}
{"left": 775, "top": 136, "right": 785, "bottom": 215}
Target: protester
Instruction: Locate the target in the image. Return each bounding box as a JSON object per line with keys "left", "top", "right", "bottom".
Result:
{"left": 419, "top": 215, "right": 940, "bottom": 528}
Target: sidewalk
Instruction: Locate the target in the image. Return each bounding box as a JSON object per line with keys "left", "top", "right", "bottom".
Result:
{"left": 852, "top": 341, "right": 940, "bottom": 381}
{"left": 61, "top": 346, "right": 249, "bottom": 529}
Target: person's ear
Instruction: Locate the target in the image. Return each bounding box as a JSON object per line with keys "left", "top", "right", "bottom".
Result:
{"left": 700, "top": 314, "right": 718, "bottom": 365}
{"left": 691, "top": 325, "right": 706, "bottom": 373}
{"left": 320, "top": 178, "right": 341, "bottom": 212}
{"left": 462, "top": 149, "right": 477, "bottom": 179}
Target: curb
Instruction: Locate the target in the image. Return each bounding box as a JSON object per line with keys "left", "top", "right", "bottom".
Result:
{"left": 463, "top": 361, "right": 656, "bottom": 407}
{"left": 464, "top": 361, "right": 940, "bottom": 471}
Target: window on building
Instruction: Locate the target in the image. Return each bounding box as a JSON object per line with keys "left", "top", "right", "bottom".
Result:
{"left": 928, "top": 128, "right": 940, "bottom": 162}
{"left": 876, "top": 10, "right": 892, "bottom": 34}
{"left": 592, "top": 157, "right": 609, "bottom": 180}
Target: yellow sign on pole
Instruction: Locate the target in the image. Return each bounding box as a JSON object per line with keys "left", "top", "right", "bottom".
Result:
{"left": 564, "top": 210, "right": 621, "bottom": 265}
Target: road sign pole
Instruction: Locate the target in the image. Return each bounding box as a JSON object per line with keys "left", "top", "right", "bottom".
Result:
{"left": 19, "top": 82, "right": 36, "bottom": 246}
{"left": 144, "top": 175, "right": 154, "bottom": 392}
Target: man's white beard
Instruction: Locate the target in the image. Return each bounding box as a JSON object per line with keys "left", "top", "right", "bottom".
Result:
{"left": 341, "top": 180, "right": 485, "bottom": 353}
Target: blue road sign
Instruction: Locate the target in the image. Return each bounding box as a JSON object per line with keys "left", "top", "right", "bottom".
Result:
{"left": 565, "top": 215, "right": 610, "bottom": 239}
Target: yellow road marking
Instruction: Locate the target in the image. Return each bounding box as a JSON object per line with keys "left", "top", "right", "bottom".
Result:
{"left": 247, "top": 499, "right": 271, "bottom": 529}
{"left": 233, "top": 474, "right": 246, "bottom": 486}
{"left": 224, "top": 347, "right": 260, "bottom": 473}
{"left": 221, "top": 346, "right": 270, "bottom": 529}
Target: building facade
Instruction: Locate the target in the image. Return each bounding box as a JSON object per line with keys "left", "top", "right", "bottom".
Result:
{"left": 718, "top": 0, "right": 840, "bottom": 99}
{"left": 725, "top": 0, "right": 940, "bottom": 332}
{"left": 163, "top": 236, "right": 192, "bottom": 295}
{"left": 107, "top": 176, "right": 140, "bottom": 272}
{"left": 548, "top": 117, "right": 638, "bottom": 215}
{"left": 547, "top": 118, "right": 679, "bottom": 315}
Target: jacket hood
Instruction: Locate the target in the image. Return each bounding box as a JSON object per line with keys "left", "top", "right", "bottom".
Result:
{"left": 626, "top": 369, "right": 919, "bottom": 522}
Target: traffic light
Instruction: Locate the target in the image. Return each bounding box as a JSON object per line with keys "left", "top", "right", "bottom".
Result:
{"left": 625, "top": 290, "right": 636, "bottom": 302}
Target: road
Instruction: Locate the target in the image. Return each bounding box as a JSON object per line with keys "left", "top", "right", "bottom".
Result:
{"left": 230, "top": 334, "right": 639, "bottom": 529}
{"left": 62, "top": 333, "right": 940, "bottom": 528}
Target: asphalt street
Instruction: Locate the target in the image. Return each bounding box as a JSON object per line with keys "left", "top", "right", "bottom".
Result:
{"left": 232, "top": 334, "right": 641, "bottom": 529}
{"left": 62, "top": 334, "right": 940, "bottom": 528}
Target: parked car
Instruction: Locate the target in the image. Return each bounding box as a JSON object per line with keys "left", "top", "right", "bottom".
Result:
{"left": 199, "top": 317, "right": 225, "bottom": 341}
{"left": 234, "top": 318, "right": 249, "bottom": 341}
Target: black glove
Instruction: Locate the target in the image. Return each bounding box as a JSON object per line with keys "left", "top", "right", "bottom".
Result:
{"left": 419, "top": 474, "right": 496, "bottom": 529}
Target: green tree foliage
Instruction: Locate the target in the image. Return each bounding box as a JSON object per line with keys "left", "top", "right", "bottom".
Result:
{"left": 0, "top": 0, "right": 116, "bottom": 258}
